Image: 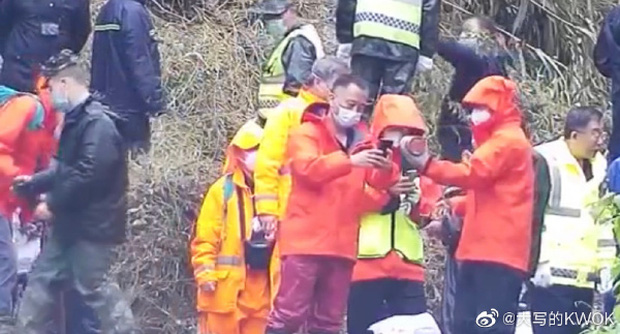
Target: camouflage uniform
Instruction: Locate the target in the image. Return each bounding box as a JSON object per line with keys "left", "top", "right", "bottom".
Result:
{"left": 15, "top": 230, "right": 136, "bottom": 334}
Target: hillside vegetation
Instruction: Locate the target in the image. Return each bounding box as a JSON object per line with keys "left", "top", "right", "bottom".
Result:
{"left": 92, "top": 0, "right": 618, "bottom": 332}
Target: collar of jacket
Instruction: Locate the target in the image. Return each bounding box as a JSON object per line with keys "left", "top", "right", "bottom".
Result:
{"left": 298, "top": 88, "right": 323, "bottom": 104}
{"left": 64, "top": 94, "right": 94, "bottom": 125}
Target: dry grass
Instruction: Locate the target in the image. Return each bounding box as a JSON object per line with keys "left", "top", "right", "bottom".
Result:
{"left": 79, "top": 0, "right": 620, "bottom": 332}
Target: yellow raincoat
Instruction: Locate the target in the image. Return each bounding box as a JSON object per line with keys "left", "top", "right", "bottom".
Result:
{"left": 254, "top": 89, "right": 324, "bottom": 217}
{"left": 191, "top": 123, "right": 279, "bottom": 334}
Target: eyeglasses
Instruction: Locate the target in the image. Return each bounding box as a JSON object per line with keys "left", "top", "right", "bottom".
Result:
{"left": 576, "top": 129, "right": 605, "bottom": 139}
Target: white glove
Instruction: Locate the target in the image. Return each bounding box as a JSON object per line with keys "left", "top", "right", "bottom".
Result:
{"left": 368, "top": 314, "right": 441, "bottom": 334}
{"left": 598, "top": 267, "right": 613, "bottom": 294}
{"left": 416, "top": 56, "right": 433, "bottom": 73}
{"left": 530, "top": 262, "right": 552, "bottom": 288}
{"left": 336, "top": 43, "right": 352, "bottom": 60}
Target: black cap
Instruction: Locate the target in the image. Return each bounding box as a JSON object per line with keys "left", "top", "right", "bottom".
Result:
{"left": 249, "top": 0, "right": 292, "bottom": 16}
{"left": 40, "top": 49, "right": 79, "bottom": 78}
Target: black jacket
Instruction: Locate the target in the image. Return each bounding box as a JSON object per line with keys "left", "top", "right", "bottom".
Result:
{"left": 594, "top": 5, "right": 620, "bottom": 104}
{"left": 91, "top": 0, "right": 163, "bottom": 116}
{"left": 29, "top": 96, "right": 128, "bottom": 244}
{"left": 529, "top": 150, "right": 551, "bottom": 276}
{"left": 0, "top": 0, "right": 91, "bottom": 93}
{"left": 335, "top": 0, "right": 440, "bottom": 61}
{"left": 280, "top": 25, "right": 319, "bottom": 96}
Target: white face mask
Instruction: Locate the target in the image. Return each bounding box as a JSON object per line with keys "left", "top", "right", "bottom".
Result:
{"left": 470, "top": 108, "right": 492, "bottom": 126}
{"left": 242, "top": 150, "right": 258, "bottom": 172}
{"left": 334, "top": 107, "right": 361, "bottom": 128}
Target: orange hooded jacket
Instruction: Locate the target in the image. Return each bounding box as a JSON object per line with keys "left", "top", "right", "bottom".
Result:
{"left": 353, "top": 95, "right": 443, "bottom": 282}
{"left": 0, "top": 79, "right": 58, "bottom": 220}
{"left": 278, "top": 102, "right": 400, "bottom": 261}
{"left": 422, "top": 76, "right": 534, "bottom": 272}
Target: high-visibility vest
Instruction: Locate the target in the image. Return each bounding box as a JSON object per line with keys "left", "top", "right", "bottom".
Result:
{"left": 353, "top": 0, "right": 423, "bottom": 49}
{"left": 257, "top": 24, "right": 324, "bottom": 120}
{"left": 358, "top": 207, "right": 424, "bottom": 264}
{"left": 536, "top": 139, "right": 610, "bottom": 289}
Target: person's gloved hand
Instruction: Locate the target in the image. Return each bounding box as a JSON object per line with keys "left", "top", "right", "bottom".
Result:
{"left": 399, "top": 136, "right": 430, "bottom": 171}
{"left": 416, "top": 56, "right": 434, "bottom": 73}
{"left": 531, "top": 262, "right": 552, "bottom": 288}
{"left": 336, "top": 43, "right": 352, "bottom": 59}
{"left": 598, "top": 267, "right": 613, "bottom": 294}
{"left": 258, "top": 215, "right": 278, "bottom": 241}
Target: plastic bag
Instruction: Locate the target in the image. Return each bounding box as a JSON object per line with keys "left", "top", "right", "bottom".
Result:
{"left": 368, "top": 313, "right": 441, "bottom": 334}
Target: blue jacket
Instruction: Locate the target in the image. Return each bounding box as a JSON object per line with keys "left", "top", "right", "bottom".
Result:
{"left": 90, "top": 0, "right": 163, "bottom": 116}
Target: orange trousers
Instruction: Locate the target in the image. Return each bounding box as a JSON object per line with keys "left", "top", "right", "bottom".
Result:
{"left": 197, "top": 271, "right": 270, "bottom": 334}
{"left": 197, "top": 311, "right": 267, "bottom": 334}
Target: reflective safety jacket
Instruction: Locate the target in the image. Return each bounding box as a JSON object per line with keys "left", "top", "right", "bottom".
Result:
{"left": 254, "top": 89, "right": 324, "bottom": 217}
{"left": 354, "top": 94, "right": 441, "bottom": 282}
{"left": 257, "top": 24, "right": 324, "bottom": 120}
{"left": 535, "top": 139, "right": 610, "bottom": 289}
{"left": 353, "top": 0, "right": 422, "bottom": 49}
{"left": 191, "top": 124, "right": 279, "bottom": 313}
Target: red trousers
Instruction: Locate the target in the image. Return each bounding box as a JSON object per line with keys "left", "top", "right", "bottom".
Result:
{"left": 267, "top": 255, "right": 354, "bottom": 333}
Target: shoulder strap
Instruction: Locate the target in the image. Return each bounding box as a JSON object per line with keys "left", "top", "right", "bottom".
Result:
{"left": 236, "top": 187, "right": 247, "bottom": 241}
{"left": 222, "top": 174, "right": 248, "bottom": 241}
{"left": 223, "top": 174, "right": 234, "bottom": 204}
{"left": 222, "top": 173, "right": 234, "bottom": 218}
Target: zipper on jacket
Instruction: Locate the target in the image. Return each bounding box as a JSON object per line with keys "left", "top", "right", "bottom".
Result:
{"left": 390, "top": 212, "right": 396, "bottom": 250}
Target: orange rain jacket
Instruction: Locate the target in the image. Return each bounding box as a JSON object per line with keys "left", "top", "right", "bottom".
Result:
{"left": 421, "top": 76, "right": 534, "bottom": 272}
{"left": 278, "top": 102, "right": 400, "bottom": 261}
{"left": 191, "top": 121, "right": 278, "bottom": 316}
{"left": 254, "top": 89, "right": 324, "bottom": 217}
{"left": 353, "top": 95, "right": 442, "bottom": 282}
{"left": 0, "top": 81, "right": 58, "bottom": 220}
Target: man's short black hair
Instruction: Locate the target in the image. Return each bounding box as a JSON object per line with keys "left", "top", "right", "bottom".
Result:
{"left": 563, "top": 106, "right": 603, "bottom": 139}
{"left": 331, "top": 73, "right": 369, "bottom": 93}
{"left": 40, "top": 49, "right": 89, "bottom": 84}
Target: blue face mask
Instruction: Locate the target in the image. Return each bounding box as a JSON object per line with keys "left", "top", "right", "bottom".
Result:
{"left": 51, "top": 90, "right": 70, "bottom": 113}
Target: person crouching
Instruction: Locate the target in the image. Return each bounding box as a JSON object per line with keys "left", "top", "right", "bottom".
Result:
{"left": 191, "top": 120, "right": 277, "bottom": 334}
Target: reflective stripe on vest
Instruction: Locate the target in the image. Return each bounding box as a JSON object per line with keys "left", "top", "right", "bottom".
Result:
{"left": 353, "top": 0, "right": 422, "bottom": 48}
{"left": 537, "top": 140, "right": 607, "bottom": 288}
{"left": 358, "top": 210, "right": 423, "bottom": 264}
{"left": 258, "top": 24, "right": 324, "bottom": 119}
{"left": 216, "top": 255, "right": 242, "bottom": 267}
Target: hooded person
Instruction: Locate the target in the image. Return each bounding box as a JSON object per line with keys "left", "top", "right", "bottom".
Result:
{"left": 347, "top": 94, "right": 443, "bottom": 334}
{"left": 250, "top": 0, "right": 325, "bottom": 121}
{"left": 265, "top": 74, "right": 400, "bottom": 334}
{"left": 435, "top": 16, "right": 510, "bottom": 163}
{"left": 400, "top": 75, "right": 534, "bottom": 334}
{"left": 191, "top": 119, "right": 280, "bottom": 334}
